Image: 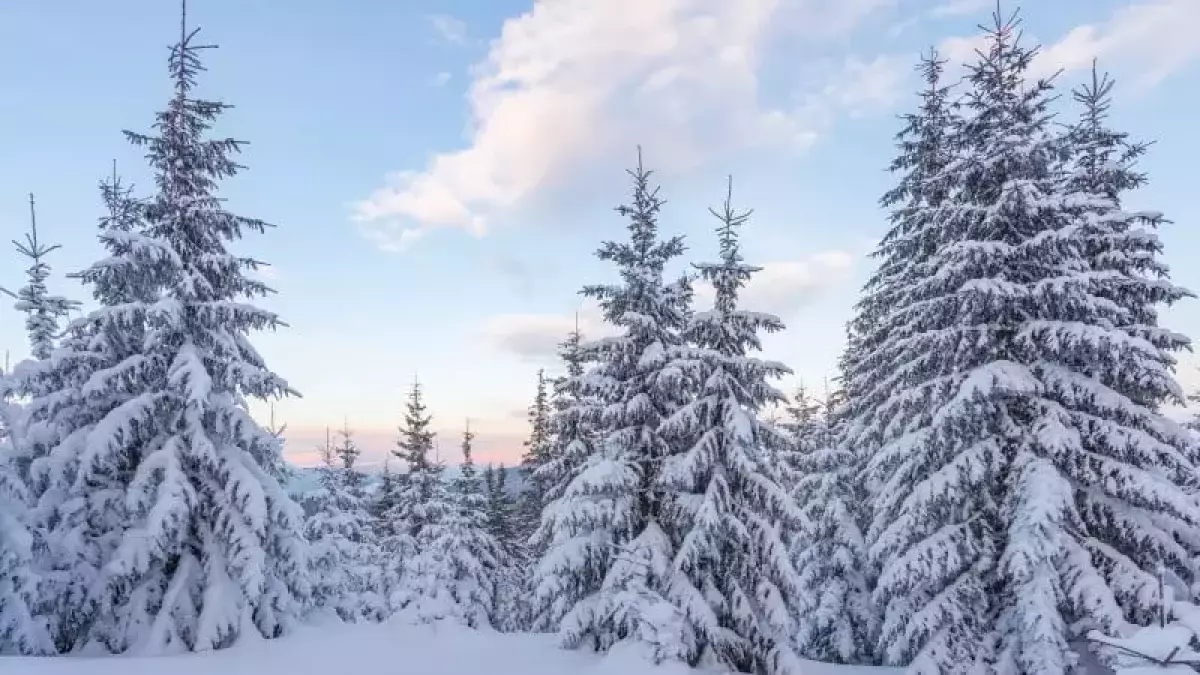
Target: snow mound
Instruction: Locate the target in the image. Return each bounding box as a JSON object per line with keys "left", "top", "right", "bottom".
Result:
{"left": 0, "top": 619, "right": 899, "bottom": 675}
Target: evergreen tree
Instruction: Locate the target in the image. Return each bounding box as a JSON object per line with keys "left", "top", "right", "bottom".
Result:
{"left": 861, "top": 12, "right": 1200, "bottom": 674}
{"left": 659, "top": 177, "right": 801, "bottom": 674}
{"left": 12, "top": 8, "right": 309, "bottom": 652}
{"left": 483, "top": 462, "right": 523, "bottom": 630}
{"left": 0, "top": 380, "right": 53, "bottom": 655}
{"left": 1051, "top": 63, "right": 1198, "bottom": 634}
{"left": 387, "top": 379, "right": 451, "bottom": 619}
{"left": 842, "top": 43, "right": 968, "bottom": 674}
{"left": 517, "top": 370, "right": 552, "bottom": 541}
{"left": 305, "top": 426, "right": 383, "bottom": 623}
{"left": 532, "top": 323, "right": 596, "bottom": 515}
{"left": 1, "top": 194, "right": 79, "bottom": 361}
{"left": 410, "top": 421, "right": 506, "bottom": 629}
{"left": 534, "top": 149, "right": 694, "bottom": 661}
{"left": 790, "top": 385, "right": 874, "bottom": 665}
{"left": 371, "top": 458, "right": 400, "bottom": 526}
{"left": 6, "top": 163, "right": 159, "bottom": 652}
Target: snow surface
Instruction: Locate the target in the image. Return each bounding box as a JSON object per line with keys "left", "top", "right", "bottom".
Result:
{"left": 0, "top": 619, "right": 901, "bottom": 675}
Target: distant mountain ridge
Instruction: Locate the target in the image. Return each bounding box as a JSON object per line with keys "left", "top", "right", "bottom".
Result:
{"left": 283, "top": 463, "right": 526, "bottom": 499}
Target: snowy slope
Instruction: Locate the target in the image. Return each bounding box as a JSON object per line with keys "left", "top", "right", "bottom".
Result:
{"left": 1, "top": 619, "right": 900, "bottom": 675}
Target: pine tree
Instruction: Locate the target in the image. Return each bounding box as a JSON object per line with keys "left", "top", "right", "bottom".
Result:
{"left": 386, "top": 379, "right": 450, "bottom": 619}
{"left": 1, "top": 194, "right": 80, "bottom": 361}
{"left": 305, "top": 425, "right": 382, "bottom": 623}
{"left": 483, "top": 462, "right": 523, "bottom": 630}
{"left": 1052, "top": 63, "right": 1198, "bottom": 634}
{"left": 517, "top": 370, "right": 552, "bottom": 542}
{"left": 842, "top": 43, "right": 969, "bottom": 674}
{"left": 5, "top": 162, "right": 160, "bottom": 652}
{"left": 371, "top": 458, "right": 400, "bottom": 526}
{"left": 534, "top": 149, "right": 694, "bottom": 660}
{"left": 531, "top": 323, "right": 596, "bottom": 518}
{"left": 790, "top": 384, "right": 874, "bottom": 665}
{"left": 409, "top": 421, "right": 505, "bottom": 629}
{"left": 386, "top": 379, "right": 440, "bottom": 543}
{"left": 861, "top": 12, "right": 1200, "bottom": 674}
{"left": 0, "top": 378, "right": 53, "bottom": 655}
{"left": 659, "top": 177, "right": 802, "bottom": 674}
{"left": 10, "top": 6, "right": 309, "bottom": 652}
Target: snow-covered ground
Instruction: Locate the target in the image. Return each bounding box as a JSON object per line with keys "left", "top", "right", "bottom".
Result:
{"left": 1, "top": 619, "right": 899, "bottom": 675}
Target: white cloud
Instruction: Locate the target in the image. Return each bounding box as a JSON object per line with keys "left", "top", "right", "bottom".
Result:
{"left": 480, "top": 299, "right": 609, "bottom": 363}
{"left": 429, "top": 14, "right": 468, "bottom": 46}
{"left": 431, "top": 71, "right": 452, "bottom": 87}
{"left": 354, "top": 0, "right": 905, "bottom": 250}
{"left": 1031, "top": 0, "right": 1200, "bottom": 86}
{"left": 482, "top": 249, "right": 857, "bottom": 361}
{"left": 929, "top": 0, "right": 990, "bottom": 19}
{"left": 694, "top": 250, "right": 857, "bottom": 317}
{"left": 937, "top": 33, "right": 989, "bottom": 69}
{"left": 938, "top": 0, "right": 1200, "bottom": 87}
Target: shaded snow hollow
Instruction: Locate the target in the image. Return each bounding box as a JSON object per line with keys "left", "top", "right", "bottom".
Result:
{"left": 1, "top": 619, "right": 900, "bottom": 675}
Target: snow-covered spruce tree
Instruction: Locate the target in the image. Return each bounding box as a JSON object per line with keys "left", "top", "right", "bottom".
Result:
{"left": 483, "top": 462, "right": 524, "bottom": 630}
{"left": 305, "top": 425, "right": 383, "bottom": 623}
{"left": 0, "top": 379, "right": 54, "bottom": 655}
{"left": 841, "top": 43, "right": 971, "bottom": 674}
{"left": 18, "top": 9, "right": 309, "bottom": 653}
{"left": 534, "top": 149, "right": 694, "bottom": 661}
{"left": 658, "top": 177, "right": 802, "bottom": 674}
{"left": 5, "top": 163, "right": 160, "bottom": 653}
{"left": 836, "top": 56, "right": 956, "bottom": 670}
{"left": 790, "top": 382, "right": 874, "bottom": 665}
{"left": 1054, "top": 66, "right": 1198, "bottom": 625}
{"left": 2, "top": 195, "right": 80, "bottom": 361}
{"left": 1061, "top": 61, "right": 1192, "bottom": 405}
{"left": 531, "top": 323, "right": 597, "bottom": 515}
{"left": 371, "top": 457, "right": 400, "bottom": 528}
{"left": 386, "top": 379, "right": 448, "bottom": 619}
{"left": 484, "top": 464, "right": 517, "bottom": 551}
{"left": 861, "top": 13, "right": 1200, "bottom": 674}
{"left": 418, "top": 421, "right": 504, "bottom": 629}
{"left": 517, "top": 369, "right": 552, "bottom": 542}
{"left": 845, "top": 46, "right": 956, "bottom": 453}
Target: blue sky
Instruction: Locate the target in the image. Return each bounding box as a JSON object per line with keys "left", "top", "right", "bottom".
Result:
{"left": 2, "top": 0, "right": 1199, "bottom": 467}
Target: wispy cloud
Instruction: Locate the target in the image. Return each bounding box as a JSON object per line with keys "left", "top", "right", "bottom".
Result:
{"left": 936, "top": 0, "right": 1200, "bottom": 88}
{"left": 479, "top": 299, "right": 609, "bottom": 364}
{"left": 431, "top": 71, "right": 452, "bottom": 87}
{"left": 1031, "top": 0, "right": 1200, "bottom": 87}
{"left": 480, "top": 248, "right": 857, "bottom": 362}
{"left": 428, "top": 13, "right": 468, "bottom": 46}
{"left": 929, "top": 0, "right": 990, "bottom": 19}
{"left": 354, "top": 0, "right": 905, "bottom": 251}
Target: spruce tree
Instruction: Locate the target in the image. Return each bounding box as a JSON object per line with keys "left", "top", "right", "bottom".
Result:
{"left": 1051, "top": 64, "right": 1198, "bottom": 631}
{"left": 862, "top": 12, "right": 1200, "bottom": 674}
{"left": 790, "top": 385, "right": 874, "bottom": 665}
{"left": 305, "top": 425, "right": 382, "bottom": 623}
{"left": 6, "top": 163, "right": 159, "bottom": 652}
{"left": 387, "top": 379, "right": 449, "bottom": 619}
{"left": 531, "top": 323, "right": 595, "bottom": 516}
{"left": 2, "top": 195, "right": 79, "bottom": 361}
{"left": 534, "top": 149, "right": 694, "bottom": 660}
{"left": 10, "top": 7, "right": 309, "bottom": 652}
{"left": 483, "top": 462, "right": 523, "bottom": 630}
{"left": 842, "top": 44, "right": 968, "bottom": 674}
{"left": 413, "top": 421, "right": 505, "bottom": 629}
{"left": 659, "top": 177, "right": 802, "bottom": 674}
{"left": 0, "top": 382, "right": 53, "bottom": 655}
{"left": 517, "top": 370, "right": 552, "bottom": 541}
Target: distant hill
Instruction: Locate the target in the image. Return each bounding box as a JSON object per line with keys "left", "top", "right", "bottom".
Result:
{"left": 284, "top": 463, "right": 526, "bottom": 501}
